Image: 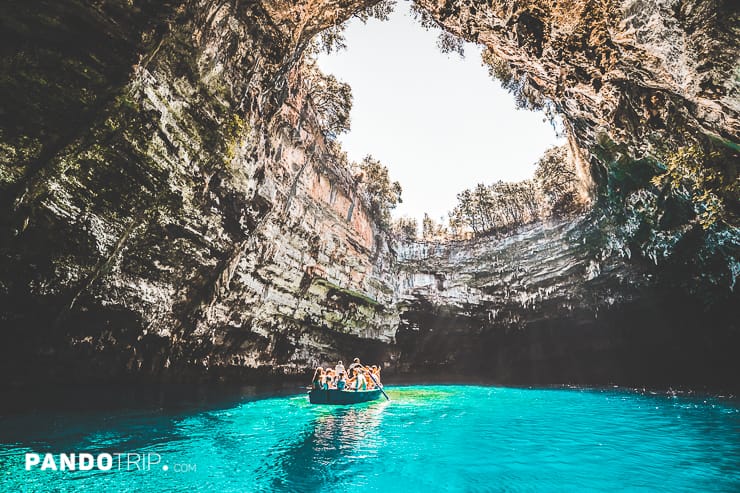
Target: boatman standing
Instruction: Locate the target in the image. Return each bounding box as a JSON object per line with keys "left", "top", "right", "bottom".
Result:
{"left": 348, "top": 357, "right": 362, "bottom": 372}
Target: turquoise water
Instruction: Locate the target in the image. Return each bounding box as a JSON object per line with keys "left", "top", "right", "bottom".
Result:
{"left": 1, "top": 385, "right": 739, "bottom": 492}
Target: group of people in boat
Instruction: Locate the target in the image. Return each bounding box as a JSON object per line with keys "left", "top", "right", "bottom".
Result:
{"left": 311, "top": 358, "right": 382, "bottom": 392}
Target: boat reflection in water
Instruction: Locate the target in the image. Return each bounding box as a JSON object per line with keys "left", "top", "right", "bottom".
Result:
{"left": 308, "top": 388, "right": 383, "bottom": 404}
{"left": 260, "top": 398, "right": 389, "bottom": 490}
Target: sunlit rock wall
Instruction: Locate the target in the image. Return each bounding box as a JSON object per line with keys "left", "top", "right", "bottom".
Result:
{"left": 393, "top": 216, "right": 739, "bottom": 387}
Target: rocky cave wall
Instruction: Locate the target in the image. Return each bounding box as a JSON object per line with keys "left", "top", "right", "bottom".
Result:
{"left": 0, "top": 0, "right": 738, "bottom": 387}
{"left": 393, "top": 216, "right": 739, "bottom": 387}
{"left": 1, "top": 0, "right": 398, "bottom": 384}
{"left": 392, "top": 0, "right": 739, "bottom": 386}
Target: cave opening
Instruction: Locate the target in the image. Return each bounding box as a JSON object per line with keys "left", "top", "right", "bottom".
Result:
{"left": 289, "top": 0, "right": 739, "bottom": 387}
{"left": 312, "top": 2, "right": 571, "bottom": 239}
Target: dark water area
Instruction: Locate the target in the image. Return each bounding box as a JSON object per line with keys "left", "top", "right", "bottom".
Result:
{"left": 1, "top": 383, "right": 739, "bottom": 492}
{"left": 0, "top": 383, "right": 302, "bottom": 416}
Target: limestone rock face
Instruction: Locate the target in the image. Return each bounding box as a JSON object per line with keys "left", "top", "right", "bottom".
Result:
{"left": 0, "top": 1, "right": 737, "bottom": 386}
{"left": 0, "top": 0, "right": 397, "bottom": 383}
{"left": 394, "top": 217, "right": 738, "bottom": 387}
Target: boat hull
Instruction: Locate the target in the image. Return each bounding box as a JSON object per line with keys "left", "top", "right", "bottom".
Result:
{"left": 308, "top": 389, "right": 383, "bottom": 405}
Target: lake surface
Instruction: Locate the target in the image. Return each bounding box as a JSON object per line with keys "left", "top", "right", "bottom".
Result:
{"left": 1, "top": 385, "right": 739, "bottom": 492}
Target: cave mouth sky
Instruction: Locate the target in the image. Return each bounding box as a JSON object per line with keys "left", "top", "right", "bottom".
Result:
{"left": 317, "top": 2, "right": 565, "bottom": 224}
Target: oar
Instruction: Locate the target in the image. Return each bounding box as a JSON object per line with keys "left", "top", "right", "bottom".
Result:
{"left": 363, "top": 366, "right": 390, "bottom": 401}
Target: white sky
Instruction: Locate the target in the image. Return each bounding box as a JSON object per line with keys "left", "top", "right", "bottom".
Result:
{"left": 317, "top": 2, "right": 564, "bottom": 224}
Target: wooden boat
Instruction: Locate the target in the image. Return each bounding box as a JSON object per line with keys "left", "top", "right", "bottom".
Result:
{"left": 308, "top": 388, "right": 383, "bottom": 405}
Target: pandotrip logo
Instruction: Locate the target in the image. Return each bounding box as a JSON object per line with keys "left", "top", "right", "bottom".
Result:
{"left": 25, "top": 453, "right": 197, "bottom": 473}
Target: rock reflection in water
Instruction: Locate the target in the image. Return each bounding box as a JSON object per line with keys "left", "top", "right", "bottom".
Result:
{"left": 264, "top": 402, "right": 388, "bottom": 491}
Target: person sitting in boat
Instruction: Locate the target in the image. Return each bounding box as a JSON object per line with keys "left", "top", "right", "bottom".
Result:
{"left": 312, "top": 367, "right": 324, "bottom": 390}
{"left": 324, "top": 369, "right": 336, "bottom": 389}
{"left": 371, "top": 365, "right": 381, "bottom": 385}
{"left": 330, "top": 370, "right": 339, "bottom": 388}
{"left": 336, "top": 371, "right": 347, "bottom": 390}
{"left": 352, "top": 368, "right": 367, "bottom": 391}
{"left": 346, "top": 371, "right": 356, "bottom": 389}
{"left": 335, "top": 360, "right": 345, "bottom": 375}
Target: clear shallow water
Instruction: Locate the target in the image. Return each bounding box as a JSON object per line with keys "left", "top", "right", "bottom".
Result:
{"left": 1, "top": 385, "right": 739, "bottom": 492}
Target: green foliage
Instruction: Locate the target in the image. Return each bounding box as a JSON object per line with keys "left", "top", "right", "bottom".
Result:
{"left": 314, "top": 1, "right": 396, "bottom": 54}
{"left": 534, "top": 145, "right": 579, "bottom": 214}
{"left": 0, "top": 133, "right": 42, "bottom": 185}
{"left": 448, "top": 145, "right": 579, "bottom": 238}
{"left": 448, "top": 180, "right": 540, "bottom": 236}
{"left": 300, "top": 60, "right": 352, "bottom": 139}
{"left": 408, "top": 3, "right": 437, "bottom": 30}
{"left": 356, "top": 155, "right": 402, "bottom": 228}
{"left": 422, "top": 213, "right": 448, "bottom": 241}
{"left": 392, "top": 216, "right": 418, "bottom": 241}
{"left": 409, "top": 3, "right": 465, "bottom": 58}
{"left": 592, "top": 136, "right": 661, "bottom": 202}
{"left": 598, "top": 136, "right": 737, "bottom": 233}
{"left": 223, "top": 113, "right": 248, "bottom": 162}
{"left": 651, "top": 144, "right": 739, "bottom": 292}
{"left": 315, "top": 25, "right": 347, "bottom": 54}
{"left": 480, "top": 48, "right": 559, "bottom": 125}
{"left": 437, "top": 31, "right": 465, "bottom": 57}
{"left": 595, "top": 136, "right": 740, "bottom": 293}
{"left": 353, "top": 0, "right": 396, "bottom": 23}
{"left": 481, "top": 49, "right": 518, "bottom": 94}
{"left": 651, "top": 145, "right": 728, "bottom": 230}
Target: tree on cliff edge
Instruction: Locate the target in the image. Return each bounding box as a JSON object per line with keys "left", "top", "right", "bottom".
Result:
{"left": 301, "top": 60, "right": 352, "bottom": 139}
{"left": 447, "top": 145, "right": 578, "bottom": 238}
{"left": 534, "top": 145, "right": 579, "bottom": 215}
{"left": 392, "top": 217, "right": 419, "bottom": 241}
{"left": 422, "top": 213, "right": 448, "bottom": 241}
{"left": 355, "top": 155, "right": 402, "bottom": 229}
